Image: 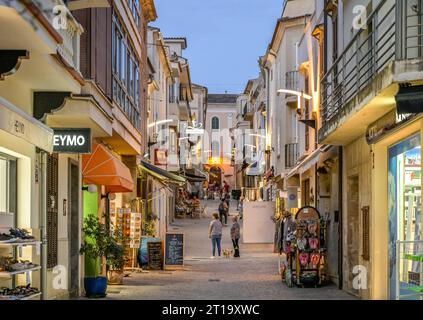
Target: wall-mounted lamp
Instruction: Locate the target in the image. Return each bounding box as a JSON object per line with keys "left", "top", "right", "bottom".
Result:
{"left": 101, "top": 193, "right": 116, "bottom": 201}
{"left": 82, "top": 184, "right": 98, "bottom": 193}
{"left": 277, "top": 89, "right": 312, "bottom": 100}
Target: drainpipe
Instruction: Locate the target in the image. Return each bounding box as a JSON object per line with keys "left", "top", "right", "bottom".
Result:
{"left": 338, "top": 146, "right": 343, "bottom": 290}
{"left": 39, "top": 150, "right": 48, "bottom": 300}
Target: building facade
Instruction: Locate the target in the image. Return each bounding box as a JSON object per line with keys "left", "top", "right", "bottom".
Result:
{"left": 204, "top": 94, "right": 238, "bottom": 189}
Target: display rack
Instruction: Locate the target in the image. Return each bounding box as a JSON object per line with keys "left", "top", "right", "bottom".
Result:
{"left": 0, "top": 213, "right": 42, "bottom": 300}
{"left": 282, "top": 206, "right": 327, "bottom": 288}
{"left": 294, "top": 206, "right": 325, "bottom": 287}
{"left": 110, "top": 208, "right": 142, "bottom": 270}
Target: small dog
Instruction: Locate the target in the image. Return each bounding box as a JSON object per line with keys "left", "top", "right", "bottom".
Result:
{"left": 223, "top": 249, "right": 233, "bottom": 258}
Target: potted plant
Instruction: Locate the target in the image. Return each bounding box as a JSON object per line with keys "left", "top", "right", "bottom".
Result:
{"left": 80, "top": 215, "right": 110, "bottom": 298}
{"left": 106, "top": 227, "right": 128, "bottom": 285}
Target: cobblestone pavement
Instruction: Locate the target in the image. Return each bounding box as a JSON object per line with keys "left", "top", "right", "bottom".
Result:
{"left": 102, "top": 200, "right": 357, "bottom": 300}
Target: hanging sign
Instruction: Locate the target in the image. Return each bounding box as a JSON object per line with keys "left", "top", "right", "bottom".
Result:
{"left": 52, "top": 128, "right": 91, "bottom": 154}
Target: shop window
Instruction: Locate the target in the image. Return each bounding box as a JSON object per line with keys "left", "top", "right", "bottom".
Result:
{"left": 0, "top": 154, "right": 17, "bottom": 216}
{"left": 388, "top": 133, "right": 422, "bottom": 299}
{"left": 47, "top": 153, "right": 58, "bottom": 269}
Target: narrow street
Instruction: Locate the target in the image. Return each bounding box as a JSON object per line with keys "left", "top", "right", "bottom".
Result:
{"left": 103, "top": 200, "right": 355, "bottom": 300}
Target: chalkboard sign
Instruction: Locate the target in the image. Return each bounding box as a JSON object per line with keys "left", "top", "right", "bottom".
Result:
{"left": 165, "top": 233, "right": 184, "bottom": 268}
{"left": 148, "top": 241, "right": 163, "bottom": 270}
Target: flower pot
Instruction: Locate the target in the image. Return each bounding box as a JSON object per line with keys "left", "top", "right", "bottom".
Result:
{"left": 84, "top": 276, "right": 108, "bottom": 298}
{"left": 107, "top": 270, "right": 124, "bottom": 285}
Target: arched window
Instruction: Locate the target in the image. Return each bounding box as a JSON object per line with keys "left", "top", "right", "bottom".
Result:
{"left": 211, "top": 141, "right": 220, "bottom": 157}
{"left": 211, "top": 116, "right": 220, "bottom": 130}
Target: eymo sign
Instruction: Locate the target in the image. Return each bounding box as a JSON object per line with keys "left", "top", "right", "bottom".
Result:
{"left": 53, "top": 128, "right": 92, "bottom": 154}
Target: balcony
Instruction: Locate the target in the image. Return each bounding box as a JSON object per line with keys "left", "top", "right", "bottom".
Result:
{"left": 286, "top": 71, "right": 300, "bottom": 91}
{"left": 243, "top": 102, "right": 254, "bottom": 121}
{"left": 29, "top": 0, "right": 83, "bottom": 71}
{"left": 56, "top": 9, "right": 83, "bottom": 71}
{"left": 285, "top": 143, "right": 299, "bottom": 168}
{"left": 319, "top": 0, "right": 423, "bottom": 145}
{"left": 285, "top": 71, "right": 300, "bottom": 108}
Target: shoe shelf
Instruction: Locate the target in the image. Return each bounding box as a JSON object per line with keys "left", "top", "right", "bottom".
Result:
{"left": 19, "top": 292, "right": 42, "bottom": 300}
{"left": 0, "top": 292, "right": 42, "bottom": 301}
{"left": 0, "top": 226, "right": 42, "bottom": 300}
{"left": 0, "top": 241, "right": 41, "bottom": 248}
{"left": 0, "top": 265, "right": 41, "bottom": 278}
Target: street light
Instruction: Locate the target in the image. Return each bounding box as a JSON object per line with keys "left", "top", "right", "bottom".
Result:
{"left": 147, "top": 119, "right": 173, "bottom": 129}
{"left": 277, "top": 89, "right": 313, "bottom": 100}
{"left": 249, "top": 134, "right": 266, "bottom": 139}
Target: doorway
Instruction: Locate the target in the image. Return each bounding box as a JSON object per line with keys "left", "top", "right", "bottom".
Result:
{"left": 68, "top": 160, "right": 80, "bottom": 297}
{"left": 347, "top": 175, "right": 359, "bottom": 295}
{"left": 209, "top": 166, "right": 222, "bottom": 186}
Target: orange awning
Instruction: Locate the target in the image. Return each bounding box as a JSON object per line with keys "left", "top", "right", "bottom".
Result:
{"left": 82, "top": 144, "right": 134, "bottom": 193}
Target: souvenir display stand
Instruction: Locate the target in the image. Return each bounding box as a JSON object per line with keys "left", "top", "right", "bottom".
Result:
{"left": 294, "top": 206, "right": 324, "bottom": 287}
{"left": 110, "top": 208, "right": 142, "bottom": 271}
{"left": 282, "top": 206, "right": 327, "bottom": 288}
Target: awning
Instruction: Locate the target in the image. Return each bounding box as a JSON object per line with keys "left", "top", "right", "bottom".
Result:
{"left": 287, "top": 145, "right": 331, "bottom": 178}
{"left": 82, "top": 144, "right": 134, "bottom": 193}
{"left": 182, "top": 168, "right": 207, "bottom": 182}
{"left": 246, "top": 161, "right": 265, "bottom": 176}
{"left": 139, "top": 160, "right": 186, "bottom": 185}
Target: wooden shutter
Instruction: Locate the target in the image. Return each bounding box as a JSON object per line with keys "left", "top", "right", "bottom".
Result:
{"left": 47, "top": 153, "right": 58, "bottom": 269}
{"left": 362, "top": 206, "right": 370, "bottom": 261}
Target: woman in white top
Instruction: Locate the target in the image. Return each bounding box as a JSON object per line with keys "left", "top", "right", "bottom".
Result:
{"left": 208, "top": 213, "right": 223, "bottom": 258}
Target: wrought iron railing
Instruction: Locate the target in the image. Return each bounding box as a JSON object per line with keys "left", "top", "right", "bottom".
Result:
{"left": 321, "top": 0, "right": 423, "bottom": 127}
{"left": 285, "top": 143, "right": 299, "bottom": 168}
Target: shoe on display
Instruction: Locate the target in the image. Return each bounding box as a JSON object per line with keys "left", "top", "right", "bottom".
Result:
{"left": 0, "top": 234, "right": 16, "bottom": 243}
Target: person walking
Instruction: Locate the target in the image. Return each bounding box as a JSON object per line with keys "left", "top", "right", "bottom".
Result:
{"left": 230, "top": 216, "right": 241, "bottom": 257}
{"left": 218, "top": 199, "right": 228, "bottom": 226}
{"left": 209, "top": 213, "right": 223, "bottom": 258}
{"left": 223, "top": 181, "right": 230, "bottom": 197}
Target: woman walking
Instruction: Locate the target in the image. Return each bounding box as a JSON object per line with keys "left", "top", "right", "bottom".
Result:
{"left": 209, "top": 213, "right": 223, "bottom": 258}
{"left": 230, "top": 216, "right": 241, "bottom": 257}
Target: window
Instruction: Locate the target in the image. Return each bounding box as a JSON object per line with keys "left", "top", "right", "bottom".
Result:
{"left": 211, "top": 141, "right": 220, "bottom": 158}
{"left": 127, "top": 0, "right": 141, "bottom": 26}
{"left": 112, "top": 14, "right": 141, "bottom": 130}
{"left": 211, "top": 117, "right": 220, "bottom": 130}
{"left": 0, "top": 154, "right": 17, "bottom": 215}
{"left": 304, "top": 76, "right": 310, "bottom": 151}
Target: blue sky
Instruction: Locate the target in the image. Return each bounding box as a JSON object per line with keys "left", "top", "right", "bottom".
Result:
{"left": 152, "top": 0, "right": 285, "bottom": 94}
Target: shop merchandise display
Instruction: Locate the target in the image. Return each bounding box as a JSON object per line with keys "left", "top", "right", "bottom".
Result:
{"left": 0, "top": 222, "right": 41, "bottom": 300}
{"left": 0, "top": 284, "right": 40, "bottom": 300}
{"left": 110, "top": 208, "right": 142, "bottom": 269}
{"left": 0, "top": 228, "right": 36, "bottom": 243}
{"left": 277, "top": 206, "right": 328, "bottom": 288}
{"left": 0, "top": 257, "right": 38, "bottom": 272}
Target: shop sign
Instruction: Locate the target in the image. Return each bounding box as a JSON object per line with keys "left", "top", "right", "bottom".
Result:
{"left": 0, "top": 97, "right": 53, "bottom": 152}
{"left": 154, "top": 149, "right": 168, "bottom": 166}
{"left": 53, "top": 128, "right": 91, "bottom": 154}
